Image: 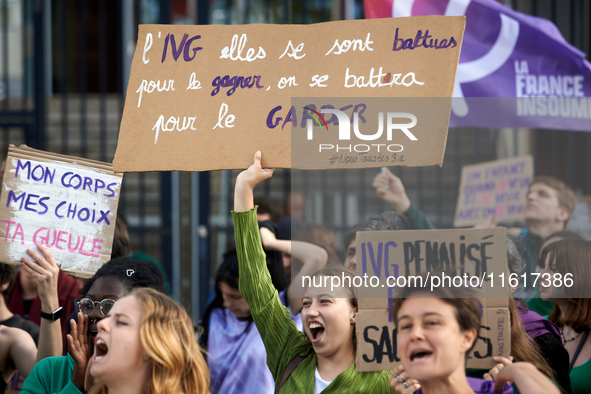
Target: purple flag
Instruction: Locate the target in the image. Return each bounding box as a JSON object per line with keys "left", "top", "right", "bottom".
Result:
{"left": 364, "top": 0, "right": 591, "bottom": 131}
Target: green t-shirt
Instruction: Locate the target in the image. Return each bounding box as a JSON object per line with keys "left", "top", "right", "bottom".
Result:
{"left": 21, "top": 354, "right": 82, "bottom": 394}
{"left": 570, "top": 351, "right": 591, "bottom": 394}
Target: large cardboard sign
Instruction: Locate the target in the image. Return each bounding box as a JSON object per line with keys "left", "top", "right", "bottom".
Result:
{"left": 354, "top": 228, "right": 511, "bottom": 372}
{"left": 0, "top": 145, "right": 123, "bottom": 278}
{"left": 454, "top": 156, "right": 533, "bottom": 227}
{"left": 113, "top": 16, "right": 465, "bottom": 172}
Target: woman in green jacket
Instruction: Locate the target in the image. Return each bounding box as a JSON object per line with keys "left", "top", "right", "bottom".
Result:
{"left": 233, "top": 151, "right": 391, "bottom": 393}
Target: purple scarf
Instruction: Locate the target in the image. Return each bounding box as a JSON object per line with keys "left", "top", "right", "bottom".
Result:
{"left": 206, "top": 289, "right": 302, "bottom": 394}
{"left": 516, "top": 301, "right": 562, "bottom": 344}
{"left": 417, "top": 377, "right": 513, "bottom": 394}
{"left": 207, "top": 307, "right": 274, "bottom": 394}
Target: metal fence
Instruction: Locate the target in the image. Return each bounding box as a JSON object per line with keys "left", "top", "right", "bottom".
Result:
{"left": 0, "top": 0, "right": 590, "bottom": 322}
{"left": 0, "top": 0, "right": 176, "bottom": 306}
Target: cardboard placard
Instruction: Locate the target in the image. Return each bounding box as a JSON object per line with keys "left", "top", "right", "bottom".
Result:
{"left": 113, "top": 16, "right": 465, "bottom": 172}
{"left": 354, "top": 228, "right": 510, "bottom": 372}
{"left": 0, "top": 145, "right": 123, "bottom": 278}
{"left": 454, "top": 156, "right": 534, "bottom": 227}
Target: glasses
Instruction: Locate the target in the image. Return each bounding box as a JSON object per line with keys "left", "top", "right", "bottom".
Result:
{"left": 78, "top": 298, "right": 116, "bottom": 317}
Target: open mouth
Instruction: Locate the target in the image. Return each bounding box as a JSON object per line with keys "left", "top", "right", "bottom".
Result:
{"left": 94, "top": 338, "right": 109, "bottom": 360}
{"left": 410, "top": 349, "right": 433, "bottom": 362}
{"left": 309, "top": 322, "right": 325, "bottom": 343}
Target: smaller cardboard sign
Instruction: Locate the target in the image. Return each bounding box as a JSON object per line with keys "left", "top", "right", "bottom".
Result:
{"left": 356, "top": 306, "right": 511, "bottom": 372}
{"left": 0, "top": 145, "right": 123, "bottom": 278}
{"left": 454, "top": 156, "right": 533, "bottom": 227}
{"left": 354, "top": 228, "right": 510, "bottom": 372}
{"left": 355, "top": 228, "right": 510, "bottom": 300}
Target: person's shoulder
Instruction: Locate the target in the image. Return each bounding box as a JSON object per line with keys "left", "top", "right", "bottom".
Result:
{"left": 355, "top": 369, "right": 391, "bottom": 392}
{"left": 209, "top": 306, "right": 226, "bottom": 321}
{"left": 0, "top": 325, "right": 28, "bottom": 339}
{"left": 355, "top": 368, "right": 390, "bottom": 380}
{"left": 535, "top": 332, "right": 566, "bottom": 349}
{"left": 4, "top": 314, "right": 40, "bottom": 330}
{"left": 20, "top": 318, "right": 40, "bottom": 335}
{"left": 1, "top": 315, "right": 40, "bottom": 342}
{"left": 0, "top": 325, "right": 36, "bottom": 354}
{"left": 258, "top": 219, "right": 278, "bottom": 232}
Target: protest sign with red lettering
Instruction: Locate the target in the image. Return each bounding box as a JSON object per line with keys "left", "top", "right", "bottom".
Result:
{"left": 454, "top": 156, "right": 533, "bottom": 227}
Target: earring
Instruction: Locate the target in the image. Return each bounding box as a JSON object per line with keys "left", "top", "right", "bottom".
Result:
{"left": 143, "top": 354, "right": 149, "bottom": 361}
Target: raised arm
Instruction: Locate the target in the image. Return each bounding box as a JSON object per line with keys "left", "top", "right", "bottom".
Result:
{"left": 372, "top": 168, "right": 435, "bottom": 230}
{"left": 259, "top": 227, "right": 328, "bottom": 313}
{"left": 234, "top": 151, "right": 274, "bottom": 212}
{"left": 372, "top": 168, "right": 411, "bottom": 213}
{"left": 21, "top": 244, "right": 63, "bottom": 361}
{"left": 233, "top": 152, "right": 310, "bottom": 380}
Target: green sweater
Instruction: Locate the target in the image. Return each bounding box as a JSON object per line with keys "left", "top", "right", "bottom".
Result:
{"left": 404, "top": 204, "right": 436, "bottom": 230}
{"left": 21, "top": 354, "right": 83, "bottom": 394}
{"left": 233, "top": 208, "right": 391, "bottom": 393}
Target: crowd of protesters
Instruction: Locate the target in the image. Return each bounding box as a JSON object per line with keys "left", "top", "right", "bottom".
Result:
{"left": 0, "top": 150, "right": 586, "bottom": 394}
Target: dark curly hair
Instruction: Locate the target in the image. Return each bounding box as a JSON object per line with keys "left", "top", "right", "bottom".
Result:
{"left": 81, "top": 256, "right": 166, "bottom": 296}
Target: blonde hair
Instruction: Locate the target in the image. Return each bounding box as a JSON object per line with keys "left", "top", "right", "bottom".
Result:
{"left": 89, "top": 288, "right": 210, "bottom": 394}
